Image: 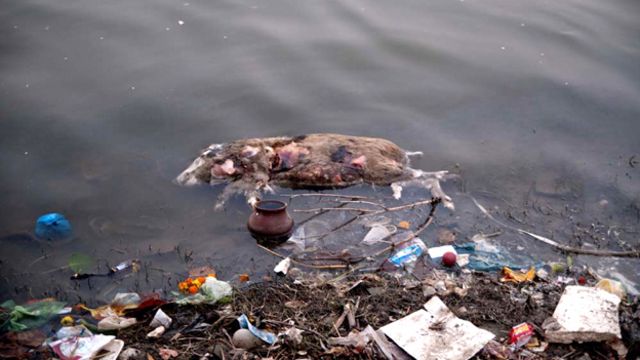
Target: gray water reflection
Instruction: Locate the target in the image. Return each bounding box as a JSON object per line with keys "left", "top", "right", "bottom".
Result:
{"left": 1, "top": 0, "right": 639, "bottom": 302}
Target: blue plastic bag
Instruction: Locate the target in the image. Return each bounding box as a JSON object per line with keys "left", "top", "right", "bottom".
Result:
{"left": 237, "top": 314, "right": 276, "bottom": 345}
{"left": 454, "top": 243, "right": 540, "bottom": 272}
{"left": 35, "top": 213, "right": 72, "bottom": 240}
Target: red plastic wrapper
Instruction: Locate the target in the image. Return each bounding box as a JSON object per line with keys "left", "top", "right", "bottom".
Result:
{"left": 508, "top": 322, "right": 534, "bottom": 348}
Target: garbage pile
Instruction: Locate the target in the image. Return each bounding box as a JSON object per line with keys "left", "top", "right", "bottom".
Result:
{"left": 1, "top": 252, "right": 638, "bottom": 359}
{"left": 2, "top": 191, "right": 639, "bottom": 358}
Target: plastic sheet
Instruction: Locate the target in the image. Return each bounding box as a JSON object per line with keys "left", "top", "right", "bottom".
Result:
{"left": 0, "top": 299, "right": 66, "bottom": 332}
{"left": 381, "top": 296, "right": 494, "bottom": 360}
{"left": 176, "top": 277, "right": 232, "bottom": 305}
{"left": 35, "top": 213, "right": 72, "bottom": 241}
{"left": 49, "top": 334, "right": 119, "bottom": 360}
{"left": 237, "top": 314, "right": 277, "bottom": 345}
{"left": 362, "top": 224, "right": 395, "bottom": 245}
{"left": 454, "top": 243, "right": 539, "bottom": 272}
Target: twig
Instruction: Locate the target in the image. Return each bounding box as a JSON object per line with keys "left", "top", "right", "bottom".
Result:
{"left": 281, "top": 193, "right": 370, "bottom": 200}
{"left": 346, "top": 302, "right": 356, "bottom": 329}
{"left": 29, "top": 253, "right": 52, "bottom": 267}
{"left": 318, "top": 212, "right": 365, "bottom": 240}
{"left": 41, "top": 265, "right": 70, "bottom": 274}
{"left": 296, "top": 202, "right": 348, "bottom": 227}
{"left": 305, "top": 198, "right": 436, "bottom": 243}
{"left": 256, "top": 244, "right": 348, "bottom": 270}
{"left": 520, "top": 230, "right": 640, "bottom": 257}
{"left": 332, "top": 323, "right": 342, "bottom": 337}
{"left": 383, "top": 198, "right": 439, "bottom": 213}
{"left": 262, "top": 319, "right": 329, "bottom": 350}
{"left": 470, "top": 195, "right": 640, "bottom": 258}
{"left": 337, "top": 200, "right": 388, "bottom": 210}
{"left": 373, "top": 198, "right": 441, "bottom": 258}
{"left": 326, "top": 264, "right": 368, "bottom": 284}
{"left": 294, "top": 207, "right": 378, "bottom": 213}
{"left": 295, "top": 198, "right": 438, "bottom": 215}
{"left": 334, "top": 307, "right": 348, "bottom": 331}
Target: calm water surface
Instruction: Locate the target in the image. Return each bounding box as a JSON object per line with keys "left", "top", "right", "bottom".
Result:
{"left": 1, "top": 0, "right": 639, "bottom": 302}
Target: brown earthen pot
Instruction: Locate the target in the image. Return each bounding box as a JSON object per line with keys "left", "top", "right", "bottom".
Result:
{"left": 247, "top": 200, "right": 294, "bottom": 244}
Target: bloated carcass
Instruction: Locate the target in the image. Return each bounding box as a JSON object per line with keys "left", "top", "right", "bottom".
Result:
{"left": 176, "top": 133, "right": 453, "bottom": 209}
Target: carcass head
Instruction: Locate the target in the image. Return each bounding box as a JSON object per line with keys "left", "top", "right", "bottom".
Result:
{"left": 175, "top": 144, "right": 229, "bottom": 186}
{"left": 175, "top": 143, "right": 274, "bottom": 186}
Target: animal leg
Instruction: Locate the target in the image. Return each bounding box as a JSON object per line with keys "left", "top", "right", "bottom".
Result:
{"left": 214, "top": 182, "right": 245, "bottom": 211}
{"left": 391, "top": 170, "right": 455, "bottom": 210}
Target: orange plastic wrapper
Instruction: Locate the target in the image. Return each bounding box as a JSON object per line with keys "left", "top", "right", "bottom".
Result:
{"left": 508, "top": 322, "right": 534, "bottom": 347}
{"left": 500, "top": 266, "right": 536, "bottom": 283}
{"left": 239, "top": 273, "right": 250, "bottom": 282}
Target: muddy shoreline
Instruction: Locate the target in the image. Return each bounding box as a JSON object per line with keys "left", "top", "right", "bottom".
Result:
{"left": 5, "top": 269, "right": 638, "bottom": 359}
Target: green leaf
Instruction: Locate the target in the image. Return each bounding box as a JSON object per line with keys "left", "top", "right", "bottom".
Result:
{"left": 69, "top": 253, "right": 93, "bottom": 273}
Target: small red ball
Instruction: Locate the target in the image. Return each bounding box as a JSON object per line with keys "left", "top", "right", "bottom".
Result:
{"left": 578, "top": 276, "right": 586, "bottom": 285}
{"left": 442, "top": 252, "right": 457, "bottom": 267}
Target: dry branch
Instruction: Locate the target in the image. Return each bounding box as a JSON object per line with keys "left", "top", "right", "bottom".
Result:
{"left": 256, "top": 244, "right": 348, "bottom": 270}
{"left": 281, "top": 193, "right": 371, "bottom": 200}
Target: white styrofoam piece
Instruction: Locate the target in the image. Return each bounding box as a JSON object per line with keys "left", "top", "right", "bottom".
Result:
{"left": 427, "top": 245, "right": 457, "bottom": 259}
{"left": 381, "top": 296, "right": 494, "bottom": 360}
{"left": 543, "top": 285, "right": 621, "bottom": 344}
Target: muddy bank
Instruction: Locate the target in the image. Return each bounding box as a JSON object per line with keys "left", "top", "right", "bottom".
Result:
{"left": 8, "top": 269, "right": 638, "bottom": 360}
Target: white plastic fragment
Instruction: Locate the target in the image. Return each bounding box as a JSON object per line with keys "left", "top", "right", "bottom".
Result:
{"left": 147, "top": 326, "right": 166, "bottom": 338}
{"left": 456, "top": 254, "right": 470, "bottom": 267}
{"left": 427, "top": 245, "right": 457, "bottom": 260}
{"left": 150, "top": 308, "right": 173, "bottom": 328}
{"left": 95, "top": 338, "right": 124, "bottom": 360}
{"left": 55, "top": 325, "right": 92, "bottom": 340}
{"left": 362, "top": 224, "right": 393, "bottom": 245}
{"left": 274, "top": 257, "right": 291, "bottom": 275}
{"left": 97, "top": 316, "right": 137, "bottom": 331}
{"left": 381, "top": 296, "right": 494, "bottom": 360}
{"left": 390, "top": 183, "right": 403, "bottom": 200}
{"left": 119, "top": 348, "right": 143, "bottom": 360}
{"left": 328, "top": 329, "right": 372, "bottom": 348}
{"left": 199, "top": 277, "right": 233, "bottom": 302}
{"left": 112, "top": 292, "right": 141, "bottom": 307}
{"left": 543, "top": 285, "right": 621, "bottom": 344}
{"left": 282, "top": 327, "right": 304, "bottom": 346}
{"left": 284, "top": 227, "right": 306, "bottom": 253}
{"left": 49, "top": 334, "right": 121, "bottom": 360}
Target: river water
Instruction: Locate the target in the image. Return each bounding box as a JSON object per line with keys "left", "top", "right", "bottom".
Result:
{"left": 1, "top": 0, "right": 639, "bottom": 303}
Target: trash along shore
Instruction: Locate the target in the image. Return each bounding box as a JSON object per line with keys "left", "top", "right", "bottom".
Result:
{"left": 3, "top": 157, "right": 639, "bottom": 359}
{"left": 2, "top": 200, "right": 639, "bottom": 360}
{"left": 1, "top": 266, "right": 638, "bottom": 359}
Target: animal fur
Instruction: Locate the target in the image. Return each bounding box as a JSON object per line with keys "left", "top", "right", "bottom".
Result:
{"left": 176, "top": 133, "right": 453, "bottom": 209}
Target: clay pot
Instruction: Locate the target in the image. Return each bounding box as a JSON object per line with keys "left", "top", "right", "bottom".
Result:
{"left": 247, "top": 200, "right": 294, "bottom": 245}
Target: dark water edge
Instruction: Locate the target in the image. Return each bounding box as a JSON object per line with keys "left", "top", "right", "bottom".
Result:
{"left": 1, "top": 0, "right": 639, "bottom": 303}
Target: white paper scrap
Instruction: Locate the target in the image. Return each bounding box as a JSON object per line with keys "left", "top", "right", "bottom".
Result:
{"left": 381, "top": 296, "right": 494, "bottom": 360}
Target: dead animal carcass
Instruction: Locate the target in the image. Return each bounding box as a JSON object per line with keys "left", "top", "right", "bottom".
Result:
{"left": 176, "top": 133, "right": 453, "bottom": 209}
